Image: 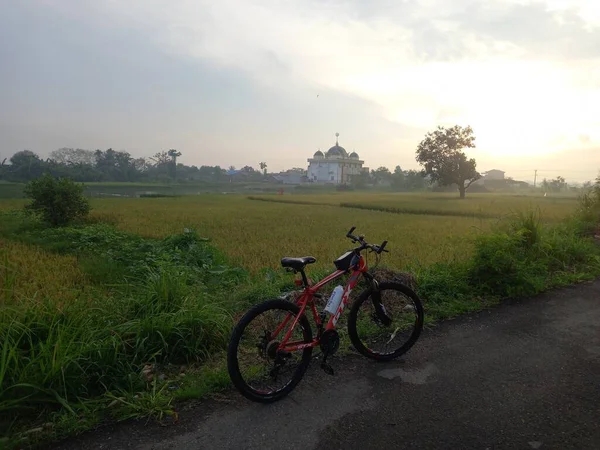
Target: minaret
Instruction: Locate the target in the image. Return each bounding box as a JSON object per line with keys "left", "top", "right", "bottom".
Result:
{"left": 336, "top": 133, "right": 344, "bottom": 184}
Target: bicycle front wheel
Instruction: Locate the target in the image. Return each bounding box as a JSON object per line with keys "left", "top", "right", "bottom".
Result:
{"left": 227, "top": 299, "right": 313, "bottom": 403}
{"left": 348, "top": 281, "right": 424, "bottom": 361}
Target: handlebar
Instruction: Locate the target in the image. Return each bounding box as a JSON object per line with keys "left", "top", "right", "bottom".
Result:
{"left": 346, "top": 226, "right": 389, "bottom": 254}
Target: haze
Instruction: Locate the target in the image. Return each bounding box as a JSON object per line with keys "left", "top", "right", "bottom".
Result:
{"left": 1, "top": 0, "right": 599, "bottom": 182}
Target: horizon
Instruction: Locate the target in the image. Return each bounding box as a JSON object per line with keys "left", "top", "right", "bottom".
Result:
{"left": 1, "top": 1, "right": 599, "bottom": 183}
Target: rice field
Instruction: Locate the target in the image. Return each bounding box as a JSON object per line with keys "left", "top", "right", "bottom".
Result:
{"left": 0, "top": 192, "right": 579, "bottom": 275}
{"left": 84, "top": 195, "right": 492, "bottom": 273}
{"left": 247, "top": 192, "right": 579, "bottom": 221}
{"left": 0, "top": 240, "right": 90, "bottom": 305}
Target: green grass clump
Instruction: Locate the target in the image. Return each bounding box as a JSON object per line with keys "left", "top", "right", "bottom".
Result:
{"left": 414, "top": 207, "right": 600, "bottom": 319}
{"left": 0, "top": 212, "right": 247, "bottom": 288}
{"left": 0, "top": 219, "right": 249, "bottom": 445}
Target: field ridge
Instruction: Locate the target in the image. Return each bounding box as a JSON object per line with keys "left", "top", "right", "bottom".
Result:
{"left": 246, "top": 194, "right": 575, "bottom": 221}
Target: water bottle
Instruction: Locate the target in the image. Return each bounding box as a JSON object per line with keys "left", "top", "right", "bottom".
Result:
{"left": 324, "top": 285, "right": 344, "bottom": 315}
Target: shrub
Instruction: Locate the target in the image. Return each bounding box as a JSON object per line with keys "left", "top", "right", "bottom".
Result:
{"left": 575, "top": 176, "right": 600, "bottom": 236}
{"left": 0, "top": 227, "right": 242, "bottom": 438}
{"left": 24, "top": 174, "right": 90, "bottom": 226}
{"left": 468, "top": 231, "right": 547, "bottom": 297}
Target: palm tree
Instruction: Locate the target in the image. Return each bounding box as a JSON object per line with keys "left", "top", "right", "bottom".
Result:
{"left": 259, "top": 161, "right": 268, "bottom": 177}
{"left": 167, "top": 149, "right": 181, "bottom": 179}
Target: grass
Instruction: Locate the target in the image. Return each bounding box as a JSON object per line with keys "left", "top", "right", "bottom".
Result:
{"left": 1, "top": 188, "right": 599, "bottom": 448}
{"left": 0, "top": 240, "right": 91, "bottom": 305}
{"left": 0, "top": 220, "right": 249, "bottom": 447}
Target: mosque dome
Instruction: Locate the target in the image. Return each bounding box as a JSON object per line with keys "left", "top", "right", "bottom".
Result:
{"left": 326, "top": 133, "right": 348, "bottom": 158}
{"left": 349, "top": 151, "right": 359, "bottom": 159}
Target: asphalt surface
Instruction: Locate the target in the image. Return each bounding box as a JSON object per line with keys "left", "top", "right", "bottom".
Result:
{"left": 51, "top": 280, "right": 600, "bottom": 450}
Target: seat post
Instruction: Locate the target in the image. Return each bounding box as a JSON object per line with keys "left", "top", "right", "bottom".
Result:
{"left": 299, "top": 269, "right": 309, "bottom": 287}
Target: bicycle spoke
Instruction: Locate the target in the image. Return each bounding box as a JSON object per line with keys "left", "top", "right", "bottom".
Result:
{"left": 354, "top": 286, "right": 420, "bottom": 356}
{"left": 236, "top": 307, "right": 307, "bottom": 395}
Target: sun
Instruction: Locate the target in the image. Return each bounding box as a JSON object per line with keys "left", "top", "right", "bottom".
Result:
{"left": 453, "top": 62, "right": 590, "bottom": 159}
{"left": 469, "top": 116, "right": 556, "bottom": 159}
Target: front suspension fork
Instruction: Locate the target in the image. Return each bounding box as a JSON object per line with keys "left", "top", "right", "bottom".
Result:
{"left": 364, "top": 272, "right": 392, "bottom": 326}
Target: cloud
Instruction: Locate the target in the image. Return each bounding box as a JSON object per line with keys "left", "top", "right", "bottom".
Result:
{"left": 79, "top": 1, "right": 599, "bottom": 130}
{"left": 453, "top": 1, "right": 600, "bottom": 60}
{"left": 1, "top": 0, "right": 599, "bottom": 178}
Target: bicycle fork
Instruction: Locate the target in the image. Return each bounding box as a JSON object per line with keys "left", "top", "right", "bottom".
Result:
{"left": 364, "top": 273, "right": 393, "bottom": 326}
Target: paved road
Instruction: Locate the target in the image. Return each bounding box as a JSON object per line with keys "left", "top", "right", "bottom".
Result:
{"left": 52, "top": 281, "right": 600, "bottom": 450}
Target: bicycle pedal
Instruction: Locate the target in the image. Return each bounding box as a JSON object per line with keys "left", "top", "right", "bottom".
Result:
{"left": 320, "top": 362, "right": 335, "bottom": 376}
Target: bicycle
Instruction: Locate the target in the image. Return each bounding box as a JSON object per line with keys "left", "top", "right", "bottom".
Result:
{"left": 227, "top": 226, "right": 424, "bottom": 403}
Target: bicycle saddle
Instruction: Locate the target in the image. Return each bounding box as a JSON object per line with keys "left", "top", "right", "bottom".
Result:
{"left": 280, "top": 256, "right": 317, "bottom": 271}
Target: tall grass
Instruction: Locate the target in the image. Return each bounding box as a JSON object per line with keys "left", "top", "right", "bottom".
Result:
{"left": 415, "top": 204, "right": 600, "bottom": 318}
{"left": 0, "top": 221, "right": 244, "bottom": 443}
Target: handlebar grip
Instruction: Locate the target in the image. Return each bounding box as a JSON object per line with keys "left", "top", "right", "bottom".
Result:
{"left": 347, "top": 226, "right": 356, "bottom": 237}
{"left": 378, "top": 240, "right": 388, "bottom": 254}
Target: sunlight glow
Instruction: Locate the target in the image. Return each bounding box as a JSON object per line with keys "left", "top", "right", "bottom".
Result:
{"left": 43, "top": 0, "right": 600, "bottom": 169}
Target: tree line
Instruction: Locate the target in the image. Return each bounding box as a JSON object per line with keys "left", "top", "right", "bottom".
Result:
{"left": 2, "top": 125, "right": 592, "bottom": 198}
{"left": 0, "top": 148, "right": 230, "bottom": 183}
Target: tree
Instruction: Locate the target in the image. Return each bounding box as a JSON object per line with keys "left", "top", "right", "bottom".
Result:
{"left": 350, "top": 171, "right": 370, "bottom": 189}
{"left": 49, "top": 148, "right": 95, "bottom": 166}
{"left": 151, "top": 151, "right": 171, "bottom": 166}
{"left": 541, "top": 178, "right": 550, "bottom": 192}
{"left": 404, "top": 170, "right": 427, "bottom": 191}
{"left": 372, "top": 166, "right": 392, "bottom": 186}
{"left": 24, "top": 174, "right": 90, "bottom": 226}
{"left": 7, "top": 150, "right": 46, "bottom": 181}
{"left": 548, "top": 176, "right": 567, "bottom": 192}
{"left": 391, "top": 165, "right": 405, "bottom": 190}
{"left": 213, "top": 166, "right": 225, "bottom": 182}
{"left": 168, "top": 149, "right": 181, "bottom": 179}
{"left": 416, "top": 125, "right": 480, "bottom": 198}
{"left": 259, "top": 162, "right": 268, "bottom": 176}
{"left": 133, "top": 157, "right": 150, "bottom": 173}
{"left": 92, "top": 148, "right": 138, "bottom": 181}
{"left": 149, "top": 151, "right": 172, "bottom": 180}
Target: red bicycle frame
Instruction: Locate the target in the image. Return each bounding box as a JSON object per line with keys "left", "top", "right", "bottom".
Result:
{"left": 272, "top": 254, "right": 369, "bottom": 353}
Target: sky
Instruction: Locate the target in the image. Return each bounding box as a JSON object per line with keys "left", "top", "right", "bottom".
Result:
{"left": 1, "top": 0, "right": 599, "bottom": 182}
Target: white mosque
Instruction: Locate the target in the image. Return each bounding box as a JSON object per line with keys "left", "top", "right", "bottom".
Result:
{"left": 307, "top": 133, "right": 365, "bottom": 184}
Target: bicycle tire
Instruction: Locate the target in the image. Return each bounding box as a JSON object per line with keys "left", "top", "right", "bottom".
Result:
{"left": 347, "top": 281, "right": 424, "bottom": 362}
{"left": 227, "top": 299, "right": 313, "bottom": 403}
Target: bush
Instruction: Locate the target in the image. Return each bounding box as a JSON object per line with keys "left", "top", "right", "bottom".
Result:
{"left": 24, "top": 174, "right": 90, "bottom": 226}
{"left": 575, "top": 176, "right": 600, "bottom": 235}
{"left": 414, "top": 203, "right": 600, "bottom": 314}
{"left": 0, "top": 226, "right": 244, "bottom": 440}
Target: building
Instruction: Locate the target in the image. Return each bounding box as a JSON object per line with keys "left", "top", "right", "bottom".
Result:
{"left": 474, "top": 169, "right": 506, "bottom": 186}
{"left": 307, "top": 133, "right": 364, "bottom": 184}
{"left": 273, "top": 168, "right": 308, "bottom": 185}
{"left": 482, "top": 169, "right": 505, "bottom": 180}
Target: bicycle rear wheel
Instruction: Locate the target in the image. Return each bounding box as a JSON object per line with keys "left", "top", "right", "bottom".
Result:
{"left": 227, "top": 299, "right": 313, "bottom": 403}
{"left": 348, "top": 281, "right": 423, "bottom": 361}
